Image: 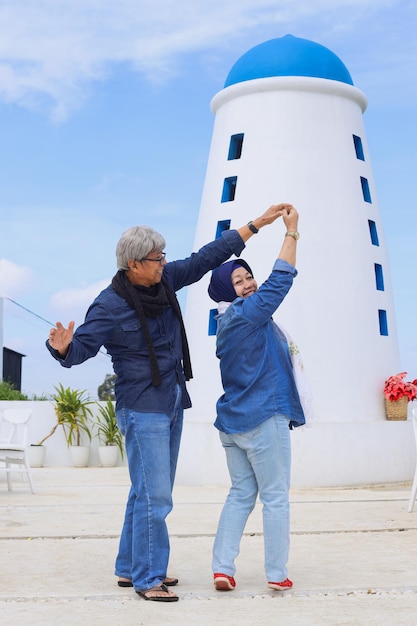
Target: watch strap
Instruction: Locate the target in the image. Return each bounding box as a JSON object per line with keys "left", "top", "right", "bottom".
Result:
{"left": 285, "top": 231, "right": 300, "bottom": 240}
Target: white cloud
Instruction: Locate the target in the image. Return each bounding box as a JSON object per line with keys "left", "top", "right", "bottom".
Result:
{"left": 0, "top": 258, "right": 33, "bottom": 297}
{"left": 0, "top": 0, "right": 410, "bottom": 120}
{"left": 49, "top": 279, "right": 109, "bottom": 323}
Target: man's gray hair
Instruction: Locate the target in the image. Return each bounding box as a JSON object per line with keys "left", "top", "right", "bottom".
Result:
{"left": 116, "top": 226, "right": 166, "bottom": 270}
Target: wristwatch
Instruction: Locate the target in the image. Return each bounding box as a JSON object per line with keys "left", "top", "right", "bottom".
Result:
{"left": 247, "top": 221, "right": 259, "bottom": 234}
{"left": 285, "top": 231, "right": 300, "bottom": 240}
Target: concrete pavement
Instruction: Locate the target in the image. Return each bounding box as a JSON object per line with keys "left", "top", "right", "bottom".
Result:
{"left": 1, "top": 467, "right": 416, "bottom": 625}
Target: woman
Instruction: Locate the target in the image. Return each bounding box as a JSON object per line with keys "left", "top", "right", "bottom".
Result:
{"left": 207, "top": 205, "right": 305, "bottom": 592}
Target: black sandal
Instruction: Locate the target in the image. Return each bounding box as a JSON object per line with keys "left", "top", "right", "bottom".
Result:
{"left": 118, "top": 577, "right": 178, "bottom": 588}
{"left": 136, "top": 584, "right": 179, "bottom": 602}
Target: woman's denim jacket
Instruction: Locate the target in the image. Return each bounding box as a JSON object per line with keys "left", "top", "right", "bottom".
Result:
{"left": 214, "top": 259, "right": 305, "bottom": 433}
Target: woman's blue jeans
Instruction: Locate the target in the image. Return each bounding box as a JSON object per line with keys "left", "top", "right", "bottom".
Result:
{"left": 114, "top": 385, "right": 183, "bottom": 591}
{"left": 212, "top": 414, "right": 291, "bottom": 583}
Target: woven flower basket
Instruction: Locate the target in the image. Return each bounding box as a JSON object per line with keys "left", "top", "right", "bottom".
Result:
{"left": 384, "top": 397, "right": 409, "bottom": 421}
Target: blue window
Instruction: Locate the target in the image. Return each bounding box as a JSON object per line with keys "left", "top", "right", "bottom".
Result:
{"left": 208, "top": 309, "right": 217, "bottom": 336}
{"left": 228, "top": 133, "right": 244, "bottom": 160}
{"left": 368, "top": 220, "right": 379, "bottom": 246}
{"left": 221, "top": 176, "right": 237, "bottom": 202}
{"left": 353, "top": 135, "right": 365, "bottom": 160}
{"left": 216, "top": 219, "right": 231, "bottom": 239}
{"left": 360, "top": 177, "right": 372, "bottom": 203}
{"left": 378, "top": 310, "right": 388, "bottom": 336}
{"left": 375, "top": 264, "right": 385, "bottom": 291}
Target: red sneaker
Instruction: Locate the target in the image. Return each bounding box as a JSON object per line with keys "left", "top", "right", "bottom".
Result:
{"left": 213, "top": 573, "right": 236, "bottom": 591}
{"left": 268, "top": 578, "right": 293, "bottom": 591}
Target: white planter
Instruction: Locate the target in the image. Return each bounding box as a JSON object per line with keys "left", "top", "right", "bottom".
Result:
{"left": 69, "top": 445, "right": 90, "bottom": 467}
{"left": 98, "top": 445, "right": 119, "bottom": 467}
{"left": 28, "top": 444, "right": 46, "bottom": 467}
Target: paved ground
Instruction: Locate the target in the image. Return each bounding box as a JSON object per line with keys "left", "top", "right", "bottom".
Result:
{"left": 0, "top": 467, "right": 416, "bottom": 625}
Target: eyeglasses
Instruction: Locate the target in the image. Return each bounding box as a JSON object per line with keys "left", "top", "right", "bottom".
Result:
{"left": 139, "top": 252, "right": 166, "bottom": 265}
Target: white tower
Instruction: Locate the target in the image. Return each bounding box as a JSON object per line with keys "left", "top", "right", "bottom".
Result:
{"left": 179, "top": 35, "right": 414, "bottom": 488}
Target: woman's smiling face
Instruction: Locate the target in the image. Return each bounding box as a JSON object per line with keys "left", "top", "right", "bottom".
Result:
{"left": 231, "top": 266, "right": 258, "bottom": 298}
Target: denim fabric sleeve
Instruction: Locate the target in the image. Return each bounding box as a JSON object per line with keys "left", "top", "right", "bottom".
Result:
{"left": 163, "top": 229, "right": 245, "bottom": 292}
{"left": 235, "top": 259, "right": 298, "bottom": 326}
{"left": 45, "top": 298, "right": 113, "bottom": 368}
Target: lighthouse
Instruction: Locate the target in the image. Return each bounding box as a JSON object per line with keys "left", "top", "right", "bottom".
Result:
{"left": 178, "top": 35, "right": 414, "bottom": 488}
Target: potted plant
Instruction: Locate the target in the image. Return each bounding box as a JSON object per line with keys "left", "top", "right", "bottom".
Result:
{"left": 94, "top": 399, "right": 124, "bottom": 466}
{"left": 29, "top": 442, "right": 47, "bottom": 468}
{"left": 42, "top": 384, "right": 93, "bottom": 466}
{"left": 383, "top": 372, "right": 417, "bottom": 420}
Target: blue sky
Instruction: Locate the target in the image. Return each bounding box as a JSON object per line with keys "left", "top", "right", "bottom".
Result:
{"left": 0, "top": 0, "right": 416, "bottom": 399}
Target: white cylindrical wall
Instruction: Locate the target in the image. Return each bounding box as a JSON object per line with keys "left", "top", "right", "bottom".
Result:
{"left": 180, "top": 75, "right": 406, "bottom": 487}
{"left": 185, "top": 76, "right": 400, "bottom": 426}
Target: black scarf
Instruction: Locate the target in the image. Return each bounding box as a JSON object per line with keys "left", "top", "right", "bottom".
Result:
{"left": 111, "top": 270, "right": 192, "bottom": 386}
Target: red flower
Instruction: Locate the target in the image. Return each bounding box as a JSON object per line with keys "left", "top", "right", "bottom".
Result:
{"left": 384, "top": 372, "right": 417, "bottom": 402}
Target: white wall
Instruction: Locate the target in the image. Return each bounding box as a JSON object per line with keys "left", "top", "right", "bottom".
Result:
{"left": 176, "top": 415, "right": 416, "bottom": 488}
{"left": 1, "top": 401, "right": 415, "bottom": 487}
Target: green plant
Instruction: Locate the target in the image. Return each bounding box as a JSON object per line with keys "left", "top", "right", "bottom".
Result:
{"left": 38, "top": 384, "right": 93, "bottom": 446}
{"left": 0, "top": 380, "right": 29, "bottom": 400}
{"left": 30, "top": 393, "right": 49, "bottom": 401}
{"left": 95, "top": 399, "right": 124, "bottom": 458}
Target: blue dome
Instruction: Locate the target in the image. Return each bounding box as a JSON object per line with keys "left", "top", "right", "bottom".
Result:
{"left": 224, "top": 35, "right": 353, "bottom": 87}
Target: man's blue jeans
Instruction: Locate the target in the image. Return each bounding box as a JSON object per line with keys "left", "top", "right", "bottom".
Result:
{"left": 212, "top": 414, "right": 291, "bottom": 583}
{"left": 114, "top": 386, "right": 183, "bottom": 591}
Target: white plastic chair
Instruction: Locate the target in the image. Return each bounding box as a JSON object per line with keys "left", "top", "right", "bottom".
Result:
{"left": 0, "top": 408, "right": 35, "bottom": 493}
{"left": 408, "top": 404, "right": 417, "bottom": 513}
